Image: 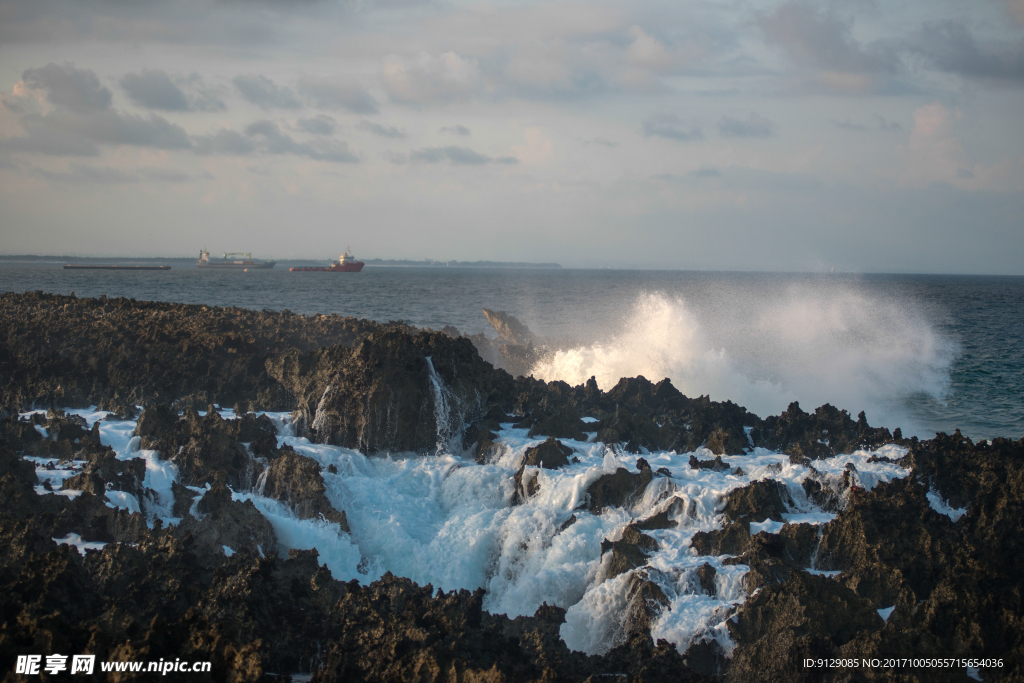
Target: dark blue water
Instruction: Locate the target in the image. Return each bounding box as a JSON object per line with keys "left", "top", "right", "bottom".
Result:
{"left": 2, "top": 260, "right": 1021, "bottom": 441}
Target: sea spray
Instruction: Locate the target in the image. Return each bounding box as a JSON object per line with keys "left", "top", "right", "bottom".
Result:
{"left": 531, "top": 291, "right": 956, "bottom": 437}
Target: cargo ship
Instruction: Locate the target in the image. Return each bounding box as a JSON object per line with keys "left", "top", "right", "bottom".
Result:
{"left": 289, "top": 248, "right": 364, "bottom": 272}
{"left": 196, "top": 250, "right": 276, "bottom": 270}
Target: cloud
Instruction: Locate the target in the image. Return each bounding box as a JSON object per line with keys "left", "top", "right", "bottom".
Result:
{"left": 297, "top": 115, "right": 337, "bottom": 136}
{"left": 1006, "top": 0, "right": 1024, "bottom": 26}
{"left": 876, "top": 115, "right": 903, "bottom": 132}
{"left": 689, "top": 166, "right": 721, "bottom": 178}
{"left": 832, "top": 119, "right": 866, "bottom": 131}
{"left": 718, "top": 112, "right": 775, "bottom": 138}
{"left": 898, "top": 102, "right": 969, "bottom": 187}
{"left": 580, "top": 137, "right": 617, "bottom": 147}
{"left": 758, "top": 2, "right": 899, "bottom": 92}
{"left": 641, "top": 113, "right": 704, "bottom": 141}
{"left": 30, "top": 163, "right": 193, "bottom": 184}
{"left": 0, "top": 125, "right": 100, "bottom": 156}
{"left": 298, "top": 79, "right": 379, "bottom": 114}
{"left": 233, "top": 75, "right": 302, "bottom": 109}
{"left": 121, "top": 70, "right": 225, "bottom": 112}
{"left": 193, "top": 129, "right": 258, "bottom": 155}
{"left": 356, "top": 121, "right": 406, "bottom": 138}
{"left": 22, "top": 63, "right": 112, "bottom": 112}
{"left": 382, "top": 52, "right": 482, "bottom": 104}
{"left": 440, "top": 125, "right": 471, "bottom": 136}
{"left": 404, "top": 146, "right": 515, "bottom": 165}
{"left": 912, "top": 21, "right": 1024, "bottom": 85}
{"left": 244, "top": 120, "right": 358, "bottom": 162}
{"left": 625, "top": 26, "right": 674, "bottom": 71}
{"left": 2, "top": 109, "right": 192, "bottom": 156}
{"left": 121, "top": 70, "right": 189, "bottom": 111}
{"left": 194, "top": 122, "right": 358, "bottom": 162}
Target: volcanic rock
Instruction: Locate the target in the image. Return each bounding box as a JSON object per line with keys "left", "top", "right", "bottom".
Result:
{"left": 694, "top": 563, "right": 717, "bottom": 596}
{"left": 523, "top": 437, "right": 573, "bottom": 469}
{"left": 751, "top": 401, "right": 896, "bottom": 458}
{"left": 512, "top": 464, "right": 541, "bottom": 504}
{"left": 586, "top": 465, "right": 653, "bottom": 513}
{"left": 261, "top": 450, "right": 349, "bottom": 531}
{"left": 622, "top": 571, "right": 670, "bottom": 637}
{"left": 482, "top": 308, "right": 539, "bottom": 347}
{"left": 275, "top": 330, "right": 507, "bottom": 454}
{"left": 177, "top": 481, "right": 278, "bottom": 557}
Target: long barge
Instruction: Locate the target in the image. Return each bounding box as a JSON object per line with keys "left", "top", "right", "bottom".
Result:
{"left": 64, "top": 265, "right": 171, "bottom": 270}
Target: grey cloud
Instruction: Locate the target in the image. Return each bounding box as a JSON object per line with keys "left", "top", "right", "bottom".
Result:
{"left": 580, "top": 137, "right": 618, "bottom": 147}
{"left": 65, "top": 110, "right": 192, "bottom": 149}
{"left": 913, "top": 21, "right": 1024, "bottom": 84}
{"left": 655, "top": 166, "right": 819, "bottom": 192}
{"left": 297, "top": 115, "right": 337, "bottom": 136}
{"left": 2, "top": 109, "right": 191, "bottom": 156}
{"left": 718, "top": 112, "right": 775, "bottom": 138}
{"left": 193, "top": 129, "right": 258, "bottom": 155}
{"left": 244, "top": 120, "right": 358, "bottom": 162}
{"left": 406, "top": 146, "right": 510, "bottom": 165}
{"left": 758, "top": 2, "right": 898, "bottom": 74}
{"left": 30, "top": 163, "right": 193, "bottom": 184}
{"left": 876, "top": 115, "right": 902, "bottom": 132}
{"left": 357, "top": 121, "right": 406, "bottom": 138}
{"left": 121, "top": 70, "right": 225, "bottom": 112}
{"left": 195, "top": 122, "right": 359, "bottom": 161}
{"left": 179, "top": 74, "right": 226, "bottom": 111}
{"left": 440, "top": 125, "right": 471, "bottom": 136}
{"left": 121, "top": 70, "right": 189, "bottom": 111}
{"left": 234, "top": 75, "right": 302, "bottom": 109}
{"left": 641, "top": 113, "right": 704, "bottom": 141}
{"left": 22, "top": 63, "right": 112, "bottom": 112}
{"left": 298, "top": 80, "right": 379, "bottom": 114}
{"left": 0, "top": 125, "right": 100, "bottom": 157}
{"left": 833, "top": 119, "right": 867, "bottom": 131}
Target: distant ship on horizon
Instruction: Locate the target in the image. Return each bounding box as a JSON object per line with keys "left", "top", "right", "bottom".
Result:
{"left": 196, "top": 250, "right": 276, "bottom": 270}
{"left": 289, "top": 247, "right": 365, "bottom": 273}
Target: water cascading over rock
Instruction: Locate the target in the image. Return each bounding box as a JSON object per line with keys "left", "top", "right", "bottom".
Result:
{"left": 273, "top": 330, "right": 506, "bottom": 454}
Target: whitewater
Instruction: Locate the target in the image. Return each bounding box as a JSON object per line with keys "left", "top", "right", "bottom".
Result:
{"left": 531, "top": 290, "right": 957, "bottom": 439}
{"left": 23, "top": 406, "right": 921, "bottom": 659}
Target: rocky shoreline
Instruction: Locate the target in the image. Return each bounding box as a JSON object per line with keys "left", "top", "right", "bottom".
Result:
{"left": 1, "top": 291, "right": 1020, "bottom": 682}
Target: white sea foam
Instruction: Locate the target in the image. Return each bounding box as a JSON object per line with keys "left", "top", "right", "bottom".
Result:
{"left": 53, "top": 533, "right": 107, "bottom": 555}
{"left": 139, "top": 449, "right": 179, "bottom": 526}
{"left": 926, "top": 490, "right": 967, "bottom": 521}
{"left": 17, "top": 407, "right": 914, "bottom": 659}
{"left": 105, "top": 490, "right": 141, "bottom": 514}
{"left": 531, "top": 291, "right": 956, "bottom": 437}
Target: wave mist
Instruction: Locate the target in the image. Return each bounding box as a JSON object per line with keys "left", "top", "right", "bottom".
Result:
{"left": 531, "top": 290, "right": 956, "bottom": 436}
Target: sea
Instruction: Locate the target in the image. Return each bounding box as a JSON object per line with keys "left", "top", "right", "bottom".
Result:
{"left": 2, "top": 259, "right": 1022, "bottom": 442}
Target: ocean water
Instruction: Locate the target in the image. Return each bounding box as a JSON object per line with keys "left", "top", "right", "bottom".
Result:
{"left": 2, "top": 261, "right": 1022, "bottom": 441}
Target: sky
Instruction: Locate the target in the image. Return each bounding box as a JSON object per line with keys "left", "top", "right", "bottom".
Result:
{"left": 0, "top": 0, "right": 1022, "bottom": 273}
